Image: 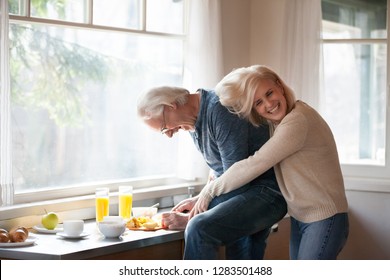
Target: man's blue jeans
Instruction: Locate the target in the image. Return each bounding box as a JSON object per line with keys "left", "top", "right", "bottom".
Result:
{"left": 183, "top": 181, "right": 287, "bottom": 259}
{"left": 290, "top": 213, "right": 349, "bottom": 259}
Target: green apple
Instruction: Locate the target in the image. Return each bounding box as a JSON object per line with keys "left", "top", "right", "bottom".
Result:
{"left": 41, "top": 211, "right": 59, "bottom": 230}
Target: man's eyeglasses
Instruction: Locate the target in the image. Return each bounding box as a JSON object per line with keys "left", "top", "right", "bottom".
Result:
{"left": 160, "top": 107, "right": 170, "bottom": 134}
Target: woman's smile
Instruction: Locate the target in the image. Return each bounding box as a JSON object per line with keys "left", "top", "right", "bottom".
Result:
{"left": 253, "top": 79, "right": 287, "bottom": 124}
{"left": 267, "top": 103, "right": 280, "bottom": 114}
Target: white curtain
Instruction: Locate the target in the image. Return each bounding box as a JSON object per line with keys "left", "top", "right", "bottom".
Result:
{"left": 0, "top": 0, "right": 13, "bottom": 206}
{"left": 279, "top": 0, "right": 323, "bottom": 110}
{"left": 183, "top": 0, "right": 224, "bottom": 89}
{"left": 177, "top": 0, "right": 224, "bottom": 181}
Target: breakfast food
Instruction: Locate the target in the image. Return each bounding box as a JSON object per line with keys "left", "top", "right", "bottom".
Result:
{"left": 0, "top": 227, "right": 29, "bottom": 243}
{"left": 0, "top": 229, "right": 10, "bottom": 243}
{"left": 126, "top": 216, "right": 161, "bottom": 230}
{"left": 41, "top": 211, "right": 59, "bottom": 230}
{"left": 143, "top": 221, "right": 158, "bottom": 229}
{"left": 128, "top": 217, "right": 141, "bottom": 228}
{"left": 8, "top": 226, "right": 29, "bottom": 242}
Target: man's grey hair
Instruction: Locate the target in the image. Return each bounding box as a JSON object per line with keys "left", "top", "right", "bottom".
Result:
{"left": 137, "top": 86, "right": 190, "bottom": 120}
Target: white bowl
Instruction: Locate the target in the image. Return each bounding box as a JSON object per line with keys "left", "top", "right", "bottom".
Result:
{"left": 98, "top": 220, "right": 126, "bottom": 238}
{"left": 102, "top": 216, "right": 124, "bottom": 223}
{"left": 132, "top": 207, "right": 158, "bottom": 218}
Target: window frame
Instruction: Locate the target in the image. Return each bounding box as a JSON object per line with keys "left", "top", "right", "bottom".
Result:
{"left": 321, "top": 0, "right": 390, "bottom": 190}
{"left": 1, "top": 0, "right": 207, "bottom": 212}
{"left": 9, "top": 0, "right": 186, "bottom": 41}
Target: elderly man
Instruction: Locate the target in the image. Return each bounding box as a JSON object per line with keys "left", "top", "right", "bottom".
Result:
{"left": 137, "top": 86, "right": 287, "bottom": 260}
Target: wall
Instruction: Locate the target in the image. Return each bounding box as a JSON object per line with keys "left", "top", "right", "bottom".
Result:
{"left": 220, "top": 0, "right": 284, "bottom": 75}
{"left": 338, "top": 190, "right": 390, "bottom": 259}
{"left": 249, "top": 0, "right": 285, "bottom": 72}
{"left": 220, "top": 0, "right": 251, "bottom": 74}
{"left": 220, "top": 0, "right": 390, "bottom": 260}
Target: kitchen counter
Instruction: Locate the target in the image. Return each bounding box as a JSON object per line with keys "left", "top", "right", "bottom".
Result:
{"left": 0, "top": 219, "right": 184, "bottom": 260}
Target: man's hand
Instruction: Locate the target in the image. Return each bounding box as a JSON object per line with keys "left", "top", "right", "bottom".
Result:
{"left": 172, "top": 196, "right": 199, "bottom": 213}
{"left": 161, "top": 212, "right": 189, "bottom": 230}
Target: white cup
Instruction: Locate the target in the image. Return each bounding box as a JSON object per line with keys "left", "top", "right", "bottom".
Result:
{"left": 63, "top": 220, "right": 84, "bottom": 236}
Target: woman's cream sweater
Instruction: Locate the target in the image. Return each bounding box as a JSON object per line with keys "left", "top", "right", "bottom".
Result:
{"left": 204, "top": 101, "right": 348, "bottom": 223}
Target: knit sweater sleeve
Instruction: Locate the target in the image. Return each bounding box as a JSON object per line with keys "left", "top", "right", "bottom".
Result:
{"left": 205, "top": 111, "right": 309, "bottom": 198}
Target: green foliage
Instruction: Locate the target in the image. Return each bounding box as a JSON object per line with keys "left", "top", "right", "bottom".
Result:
{"left": 10, "top": 24, "right": 109, "bottom": 127}
{"left": 8, "top": 0, "right": 109, "bottom": 127}
{"left": 8, "top": 0, "right": 19, "bottom": 14}
{"left": 31, "top": 0, "right": 67, "bottom": 18}
{"left": 8, "top": 0, "right": 67, "bottom": 16}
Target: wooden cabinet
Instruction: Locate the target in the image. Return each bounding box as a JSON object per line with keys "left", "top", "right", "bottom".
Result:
{"left": 264, "top": 217, "right": 290, "bottom": 260}
{"left": 89, "top": 240, "right": 184, "bottom": 260}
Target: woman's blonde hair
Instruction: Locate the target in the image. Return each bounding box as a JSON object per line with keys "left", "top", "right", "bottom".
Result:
{"left": 215, "top": 65, "right": 296, "bottom": 126}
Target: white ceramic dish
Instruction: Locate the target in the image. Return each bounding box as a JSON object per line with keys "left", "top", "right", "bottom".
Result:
{"left": 0, "top": 236, "right": 37, "bottom": 248}
{"left": 63, "top": 220, "right": 84, "bottom": 236}
{"left": 33, "top": 224, "right": 64, "bottom": 234}
{"left": 102, "top": 216, "right": 124, "bottom": 223}
{"left": 132, "top": 207, "right": 158, "bottom": 218}
{"left": 98, "top": 221, "right": 126, "bottom": 238}
{"left": 56, "top": 232, "right": 89, "bottom": 239}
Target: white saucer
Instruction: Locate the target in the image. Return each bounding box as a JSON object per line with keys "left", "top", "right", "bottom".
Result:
{"left": 33, "top": 224, "right": 64, "bottom": 234}
{"left": 56, "top": 232, "right": 89, "bottom": 239}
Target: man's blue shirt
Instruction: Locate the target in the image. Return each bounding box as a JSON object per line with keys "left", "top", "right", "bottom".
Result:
{"left": 189, "top": 89, "right": 276, "bottom": 187}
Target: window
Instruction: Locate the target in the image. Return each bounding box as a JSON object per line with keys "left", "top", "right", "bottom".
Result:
{"left": 2, "top": 0, "right": 189, "bottom": 204}
{"left": 321, "top": 0, "right": 389, "bottom": 181}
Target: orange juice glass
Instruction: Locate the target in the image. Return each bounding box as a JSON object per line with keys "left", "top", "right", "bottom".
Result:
{"left": 95, "top": 187, "right": 109, "bottom": 222}
{"left": 119, "top": 186, "right": 133, "bottom": 220}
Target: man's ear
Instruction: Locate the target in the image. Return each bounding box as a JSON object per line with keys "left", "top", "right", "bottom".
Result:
{"left": 168, "top": 102, "right": 178, "bottom": 110}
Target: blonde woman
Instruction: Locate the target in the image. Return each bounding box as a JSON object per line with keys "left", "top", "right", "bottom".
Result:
{"left": 190, "top": 65, "right": 349, "bottom": 260}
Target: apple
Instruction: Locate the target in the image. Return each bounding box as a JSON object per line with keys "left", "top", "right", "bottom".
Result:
{"left": 41, "top": 211, "right": 59, "bottom": 230}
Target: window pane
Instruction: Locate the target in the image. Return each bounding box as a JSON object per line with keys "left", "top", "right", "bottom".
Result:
{"left": 147, "top": 0, "right": 184, "bottom": 34}
{"left": 322, "top": 0, "right": 387, "bottom": 39}
{"left": 93, "top": 0, "right": 141, "bottom": 30}
{"left": 322, "top": 43, "right": 386, "bottom": 165}
{"left": 8, "top": 0, "right": 27, "bottom": 16}
{"left": 10, "top": 23, "right": 183, "bottom": 192}
{"left": 30, "top": 0, "right": 87, "bottom": 23}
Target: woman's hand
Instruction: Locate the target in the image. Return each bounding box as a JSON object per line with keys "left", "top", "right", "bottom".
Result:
{"left": 189, "top": 186, "right": 213, "bottom": 219}
{"left": 172, "top": 196, "right": 199, "bottom": 213}
{"left": 207, "top": 169, "right": 216, "bottom": 183}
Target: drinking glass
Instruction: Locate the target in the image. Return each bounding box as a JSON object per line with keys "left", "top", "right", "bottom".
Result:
{"left": 95, "top": 187, "right": 109, "bottom": 222}
{"left": 118, "top": 185, "right": 133, "bottom": 221}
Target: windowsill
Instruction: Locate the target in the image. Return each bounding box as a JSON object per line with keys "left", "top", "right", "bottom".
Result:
{"left": 0, "top": 180, "right": 206, "bottom": 229}
{"left": 344, "top": 177, "right": 390, "bottom": 193}
{"left": 0, "top": 178, "right": 206, "bottom": 260}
